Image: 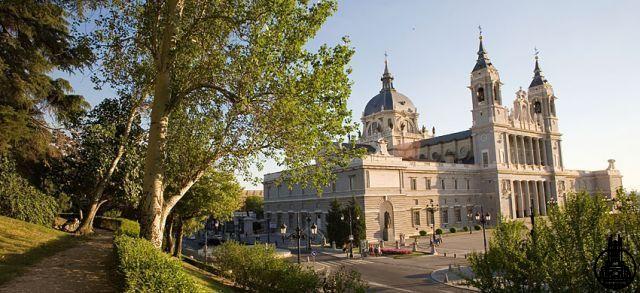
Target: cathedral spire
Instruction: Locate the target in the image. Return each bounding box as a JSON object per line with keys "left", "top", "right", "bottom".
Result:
{"left": 472, "top": 26, "right": 492, "bottom": 72}
{"left": 529, "top": 48, "right": 548, "bottom": 87}
{"left": 381, "top": 52, "right": 394, "bottom": 90}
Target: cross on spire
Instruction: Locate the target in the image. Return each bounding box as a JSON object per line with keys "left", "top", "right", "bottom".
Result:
{"left": 381, "top": 52, "right": 394, "bottom": 90}
{"left": 478, "top": 25, "right": 483, "bottom": 39}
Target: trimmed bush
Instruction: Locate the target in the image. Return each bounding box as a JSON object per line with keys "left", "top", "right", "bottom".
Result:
{"left": 380, "top": 248, "right": 412, "bottom": 255}
{"left": 0, "top": 157, "right": 58, "bottom": 226}
{"left": 419, "top": 230, "right": 427, "bottom": 236}
{"left": 463, "top": 226, "right": 469, "bottom": 232}
{"left": 116, "top": 218, "right": 140, "bottom": 237}
{"left": 474, "top": 225, "right": 482, "bottom": 231}
{"left": 323, "top": 266, "right": 368, "bottom": 292}
{"left": 213, "top": 241, "right": 321, "bottom": 292}
{"left": 114, "top": 235, "right": 199, "bottom": 292}
{"left": 435, "top": 228, "right": 443, "bottom": 235}
{"left": 449, "top": 227, "right": 457, "bottom": 233}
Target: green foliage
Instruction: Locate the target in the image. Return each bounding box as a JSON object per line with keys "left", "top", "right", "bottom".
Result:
{"left": 435, "top": 228, "right": 443, "bottom": 235}
{"left": 213, "top": 241, "right": 321, "bottom": 292}
{"left": 322, "top": 266, "right": 368, "bottom": 293}
{"left": 325, "top": 198, "right": 366, "bottom": 246}
{"left": 113, "top": 235, "right": 200, "bottom": 292}
{"left": 0, "top": 0, "right": 92, "bottom": 159}
{"left": 463, "top": 226, "right": 469, "bottom": 232}
{"left": 244, "top": 195, "right": 264, "bottom": 218}
{"left": 467, "top": 191, "right": 640, "bottom": 292}
{"left": 115, "top": 218, "right": 140, "bottom": 238}
{"left": 0, "top": 157, "right": 58, "bottom": 226}
{"left": 419, "top": 230, "right": 427, "bottom": 236}
{"left": 326, "top": 198, "right": 347, "bottom": 245}
{"left": 449, "top": 227, "right": 457, "bottom": 233}
{"left": 474, "top": 225, "right": 481, "bottom": 231}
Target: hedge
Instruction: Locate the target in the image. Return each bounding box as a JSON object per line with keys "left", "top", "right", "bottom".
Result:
{"left": 435, "top": 228, "right": 443, "bottom": 235}
{"left": 380, "top": 248, "right": 412, "bottom": 255}
{"left": 114, "top": 235, "right": 199, "bottom": 292}
{"left": 419, "top": 230, "right": 427, "bottom": 236}
{"left": 449, "top": 227, "right": 457, "bottom": 233}
{"left": 0, "top": 157, "right": 58, "bottom": 226}
{"left": 96, "top": 217, "right": 140, "bottom": 237}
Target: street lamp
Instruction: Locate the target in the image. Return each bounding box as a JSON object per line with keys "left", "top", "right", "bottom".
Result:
{"left": 306, "top": 217, "right": 312, "bottom": 251}
{"left": 310, "top": 222, "right": 318, "bottom": 236}
{"left": 341, "top": 209, "right": 359, "bottom": 259}
{"left": 474, "top": 207, "right": 491, "bottom": 253}
{"left": 426, "top": 201, "right": 439, "bottom": 245}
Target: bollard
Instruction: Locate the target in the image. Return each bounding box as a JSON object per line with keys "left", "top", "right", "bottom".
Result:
{"left": 395, "top": 240, "right": 400, "bottom": 249}
{"left": 412, "top": 242, "right": 417, "bottom": 252}
{"left": 444, "top": 252, "right": 447, "bottom": 257}
{"left": 444, "top": 272, "right": 449, "bottom": 283}
{"left": 331, "top": 241, "right": 336, "bottom": 249}
{"left": 448, "top": 264, "right": 452, "bottom": 270}
{"left": 454, "top": 253, "right": 456, "bottom": 258}
{"left": 307, "top": 256, "right": 310, "bottom": 262}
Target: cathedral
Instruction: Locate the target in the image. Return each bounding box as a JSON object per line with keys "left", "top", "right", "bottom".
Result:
{"left": 263, "top": 34, "right": 623, "bottom": 242}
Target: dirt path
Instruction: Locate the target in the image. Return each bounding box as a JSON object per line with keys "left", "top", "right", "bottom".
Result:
{"left": 0, "top": 230, "right": 118, "bottom": 293}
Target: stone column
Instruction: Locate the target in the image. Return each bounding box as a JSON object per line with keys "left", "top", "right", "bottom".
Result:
{"left": 530, "top": 181, "right": 539, "bottom": 215}
{"left": 538, "top": 181, "right": 547, "bottom": 216}
{"left": 541, "top": 139, "right": 548, "bottom": 167}
{"left": 522, "top": 181, "right": 530, "bottom": 217}
{"left": 513, "top": 180, "right": 521, "bottom": 218}
{"left": 520, "top": 136, "right": 528, "bottom": 166}
{"left": 533, "top": 138, "right": 540, "bottom": 165}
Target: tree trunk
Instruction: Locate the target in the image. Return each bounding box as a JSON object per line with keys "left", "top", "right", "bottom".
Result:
{"left": 76, "top": 90, "right": 141, "bottom": 235}
{"left": 165, "top": 213, "right": 175, "bottom": 254}
{"left": 139, "top": 0, "right": 178, "bottom": 248}
{"left": 173, "top": 218, "right": 184, "bottom": 258}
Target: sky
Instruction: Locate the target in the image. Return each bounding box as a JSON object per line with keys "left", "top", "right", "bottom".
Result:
{"left": 58, "top": 1, "right": 640, "bottom": 191}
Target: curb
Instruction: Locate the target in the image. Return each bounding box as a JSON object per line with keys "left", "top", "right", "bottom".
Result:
{"left": 429, "top": 267, "right": 479, "bottom": 292}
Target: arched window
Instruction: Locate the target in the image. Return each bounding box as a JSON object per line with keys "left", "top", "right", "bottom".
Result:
{"left": 550, "top": 100, "right": 556, "bottom": 116}
{"left": 493, "top": 83, "right": 500, "bottom": 101}
{"left": 477, "top": 87, "right": 485, "bottom": 102}
{"left": 534, "top": 101, "right": 542, "bottom": 114}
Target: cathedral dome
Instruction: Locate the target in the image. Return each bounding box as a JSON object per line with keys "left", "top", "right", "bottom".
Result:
{"left": 363, "top": 89, "right": 416, "bottom": 116}
{"left": 363, "top": 58, "right": 417, "bottom": 116}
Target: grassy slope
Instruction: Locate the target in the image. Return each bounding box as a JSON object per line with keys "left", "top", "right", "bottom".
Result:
{"left": 182, "top": 262, "right": 237, "bottom": 293}
{"left": 0, "top": 216, "right": 81, "bottom": 284}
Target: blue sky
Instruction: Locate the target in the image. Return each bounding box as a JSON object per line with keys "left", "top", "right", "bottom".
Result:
{"left": 59, "top": 1, "right": 640, "bottom": 191}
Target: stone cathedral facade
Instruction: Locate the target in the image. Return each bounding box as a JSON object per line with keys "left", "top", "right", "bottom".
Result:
{"left": 263, "top": 35, "right": 623, "bottom": 242}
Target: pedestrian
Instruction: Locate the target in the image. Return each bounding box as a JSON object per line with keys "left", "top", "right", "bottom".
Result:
{"left": 369, "top": 243, "right": 374, "bottom": 256}
{"left": 376, "top": 244, "right": 382, "bottom": 256}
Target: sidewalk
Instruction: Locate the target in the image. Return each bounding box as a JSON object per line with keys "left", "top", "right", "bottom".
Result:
{"left": 430, "top": 265, "right": 478, "bottom": 292}
{"left": 0, "top": 230, "right": 118, "bottom": 293}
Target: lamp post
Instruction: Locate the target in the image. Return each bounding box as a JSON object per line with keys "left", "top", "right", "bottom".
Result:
{"left": 306, "top": 217, "right": 312, "bottom": 251}
{"left": 426, "top": 201, "right": 439, "bottom": 245}
{"left": 341, "top": 209, "right": 359, "bottom": 259}
{"left": 474, "top": 206, "right": 491, "bottom": 253}
{"left": 266, "top": 218, "right": 271, "bottom": 244}
{"left": 467, "top": 211, "right": 473, "bottom": 234}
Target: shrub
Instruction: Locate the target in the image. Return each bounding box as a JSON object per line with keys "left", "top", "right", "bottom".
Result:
{"left": 380, "top": 248, "right": 412, "bottom": 255}
{"left": 435, "top": 228, "right": 443, "bottom": 235}
{"left": 0, "top": 157, "right": 58, "bottom": 226}
{"left": 116, "top": 218, "right": 140, "bottom": 237}
{"left": 114, "top": 235, "right": 199, "bottom": 292}
{"left": 323, "top": 266, "right": 368, "bottom": 293}
{"left": 213, "top": 241, "right": 321, "bottom": 292}
{"left": 419, "top": 230, "right": 427, "bottom": 236}
{"left": 463, "top": 226, "right": 469, "bottom": 232}
{"left": 474, "top": 225, "right": 481, "bottom": 231}
{"left": 103, "top": 209, "right": 122, "bottom": 218}
{"left": 449, "top": 227, "right": 457, "bottom": 233}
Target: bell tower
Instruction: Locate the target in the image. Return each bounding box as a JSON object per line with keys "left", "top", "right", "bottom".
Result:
{"left": 469, "top": 28, "right": 506, "bottom": 128}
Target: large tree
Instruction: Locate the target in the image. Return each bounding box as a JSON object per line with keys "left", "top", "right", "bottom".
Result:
{"left": 94, "top": 0, "right": 361, "bottom": 248}
{"left": 0, "top": 0, "right": 92, "bottom": 163}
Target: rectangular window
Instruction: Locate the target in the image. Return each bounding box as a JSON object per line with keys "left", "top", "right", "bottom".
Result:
{"left": 467, "top": 207, "right": 474, "bottom": 222}
{"left": 410, "top": 178, "right": 417, "bottom": 190}
{"left": 366, "top": 171, "right": 370, "bottom": 188}
{"left": 426, "top": 211, "right": 434, "bottom": 225}
{"left": 348, "top": 175, "right": 356, "bottom": 191}
{"left": 454, "top": 179, "right": 458, "bottom": 189}
{"left": 277, "top": 185, "right": 281, "bottom": 197}
{"left": 425, "top": 178, "right": 431, "bottom": 190}
{"left": 442, "top": 209, "right": 449, "bottom": 224}
{"left": 266, "top": 186, "right": 271, "bottom": 198}
{"left": 441, "top": 179, "right": 446, "bottom": 190}
{"left": 455, "top": 208, "right": 462, "bottom": 222}
{"left": 413, "top": 211, "right": 421, "bottom": 226}
{"left": 466, "top": 179, "right": 470, "bottom": 190}
{"left": 482, "top": 151, "right": 489, "bottom": 167}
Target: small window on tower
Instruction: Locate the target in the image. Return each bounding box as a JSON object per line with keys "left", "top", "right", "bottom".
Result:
{"left": 477, "top": 87, "right": 485, "bottom": 102}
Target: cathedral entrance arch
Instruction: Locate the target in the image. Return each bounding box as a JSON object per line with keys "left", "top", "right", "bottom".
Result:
{"left": 379, "top": 200, "right": 394, "bottom": 241}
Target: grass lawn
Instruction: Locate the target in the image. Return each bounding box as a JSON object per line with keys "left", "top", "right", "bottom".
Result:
{"left": 0, "top": 216, "right": 82, "bottom": 285}
{"left": 182, "top": 261, "right": 237, "bottom": 292}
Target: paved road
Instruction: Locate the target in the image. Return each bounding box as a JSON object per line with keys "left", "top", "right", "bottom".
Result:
{"left": 297, "top": 251, "right": 471, "bottom": 292}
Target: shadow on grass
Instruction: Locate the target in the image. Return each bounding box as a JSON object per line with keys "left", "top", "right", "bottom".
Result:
{"left": 0, "top": 234, "right": 83, "bottom": 285}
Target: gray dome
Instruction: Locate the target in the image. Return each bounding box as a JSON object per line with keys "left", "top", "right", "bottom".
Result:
{"left": 363, "top": 89, "right": 416, "bottom": 116}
